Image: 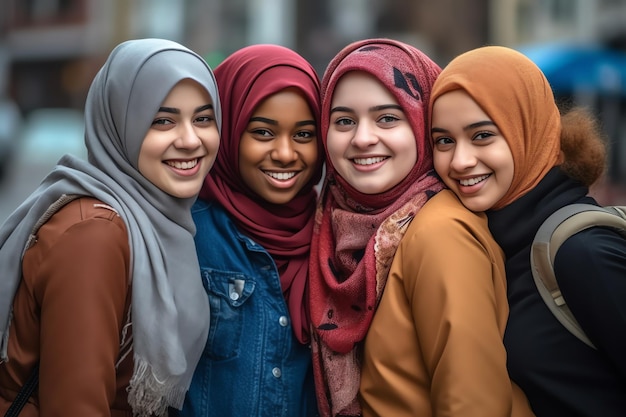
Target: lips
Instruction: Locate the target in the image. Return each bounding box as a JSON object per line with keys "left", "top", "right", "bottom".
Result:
{"left": 165, "top": 158, "right": 199, "bottom": 170}
{"left": 459, "top": 174, "right": 490, "bottom": 186}
{"left": 264, "top": 171, "right": 297, "bottom": 180}
{"left": 352, "top": 156, "right": 388, "bottom": 165}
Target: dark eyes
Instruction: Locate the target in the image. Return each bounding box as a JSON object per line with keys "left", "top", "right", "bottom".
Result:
{"left": 151, "top": 114, "right": 214, "bottom": 128}
{"left": 152, "top": 118, "right": 173, "bottom": 126}
{"left": 433, "top": 136, "right": 453, "bottom": 145}
{"left": 474, "top": 131, "right": 493, "bottom": 140}
{"left": 432, "top": 130, "right": 496, "bottom": 149}
{"left": 194, "top": 115, "right": 215, "bottom": 125}
{"left": 249, "top": 128, "right": 316, "bottom": 143}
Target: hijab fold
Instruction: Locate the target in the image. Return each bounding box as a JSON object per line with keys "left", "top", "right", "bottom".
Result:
{"left": 308, "top": 38, "right": 444, "bottom": 416}
{"left": 199, "top": 44, "right": 322, "bottom": 344}
{"left": 0, "top": 38, "right": 221, "bottom": 416}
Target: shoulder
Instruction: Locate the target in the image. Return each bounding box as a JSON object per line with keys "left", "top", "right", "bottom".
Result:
{"left": 557, "top": 224, "right": 626, "bottom": 261}
{"left": 408, "top": 190, "right": 489, "bottom": 236}
{"left": 35, "top": 197, "right": 127, "bottom": 249}
{"left": 24, "top": 197, "right": 131, "bottom": 288}
{"left": 400, "top": 190, "right": 502, "bottom": 262}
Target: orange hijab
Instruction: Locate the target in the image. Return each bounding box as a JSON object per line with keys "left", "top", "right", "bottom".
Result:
{"left": 429, "top": 45, "right": 562, "bottom": 209}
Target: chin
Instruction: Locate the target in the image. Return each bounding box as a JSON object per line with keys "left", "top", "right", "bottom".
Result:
{"left": 263, "top": 193, "right": 298, "bottom": 205}
{"left": 168, "top": 187, "right": 202, "bottom": 199}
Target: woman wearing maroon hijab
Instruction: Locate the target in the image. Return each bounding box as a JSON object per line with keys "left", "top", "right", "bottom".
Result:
{"left": 173, "top": 44, "right": 323, "bottom": 417}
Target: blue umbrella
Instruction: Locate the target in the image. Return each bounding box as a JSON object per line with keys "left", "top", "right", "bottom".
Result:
{"left": 518, "top": 42, "right": 626, "bottom": 97}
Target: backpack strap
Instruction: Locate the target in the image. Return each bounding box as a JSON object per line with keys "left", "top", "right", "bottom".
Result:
{"left": 3, "top": 363, "right": 39, "bottom": 417}
{"left": 531, "top": 204, "right": 626, "bottom": 349}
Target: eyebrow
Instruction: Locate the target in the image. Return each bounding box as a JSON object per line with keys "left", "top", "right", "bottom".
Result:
{"left": 330, "top": 104, "right": 403, "bottom": 114}
{"left": 431, "top": 120, "right": 496, "bottom": 134}
{"left": 249, "top": 116, "right": 316, "bottom": 127}
{"left": 158, "top": 103, "right": 214, "bottom": 114}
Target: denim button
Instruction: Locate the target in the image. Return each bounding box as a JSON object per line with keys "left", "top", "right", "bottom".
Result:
{"left": 279, "top": 316, "right": 288, "bottom": 327}
{"left": 229, "top": 291, "right": 240, "bottom": 301}
{"left": 272, "top": 367, "right": 282, "bottom": 378}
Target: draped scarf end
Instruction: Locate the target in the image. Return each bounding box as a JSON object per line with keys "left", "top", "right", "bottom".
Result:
{"left": 127, "top": 357, "right": 187, "bottom": 417}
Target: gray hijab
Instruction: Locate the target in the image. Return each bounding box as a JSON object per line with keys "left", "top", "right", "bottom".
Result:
{"left": 0, "top": 38, "right": 221, "bottom": 415}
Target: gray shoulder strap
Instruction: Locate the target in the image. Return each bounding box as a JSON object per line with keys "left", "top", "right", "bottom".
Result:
{"left": 531, "top": 204, "right": 626, "bottom": 349}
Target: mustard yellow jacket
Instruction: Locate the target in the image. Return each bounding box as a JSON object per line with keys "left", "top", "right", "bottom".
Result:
{"left": 360, "top": 190, "right": 534, "bottom": 417}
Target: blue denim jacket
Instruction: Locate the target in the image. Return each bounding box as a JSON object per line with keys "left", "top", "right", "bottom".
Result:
{"left": 173, "top": 199, "right": 318, "bottom": 417}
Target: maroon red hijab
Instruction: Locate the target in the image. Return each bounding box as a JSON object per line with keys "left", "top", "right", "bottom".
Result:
{"left": 200, "top": 44, "right": 322, "bottom": 344}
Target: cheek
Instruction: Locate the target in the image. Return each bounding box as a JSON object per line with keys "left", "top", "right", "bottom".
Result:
{"left": 495, "top": 147, "right": 515, "bottom": 184}
{"left": 325, "top": 132, "right": 345, "bottom": 169}
{"left": 433, "top": 151, "right": 448, "bottom": 176}
{"left": 302, "top": 141, "right": 319, "bottom": 164}
{"left": 136, "top": 140, "right": 156, "bottom": 178}
{"left": 397, "top": 134, "right": 418, "bottom": 170}
{"left": 202, "top": 129, "right": 221, "bottom": 162}
{"left": 238, "top": 137, "right": 262, "bottom": 167}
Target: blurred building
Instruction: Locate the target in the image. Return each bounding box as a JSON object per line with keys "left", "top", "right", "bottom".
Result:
{"left": 1, "top": 0, "right": 625, "bottom": 175}
{"left": 1, "top": 0, "right": 225, "bottom": 113}
{"left": 490, "top": 0, "right": 626, "bottom": 181}
{"left": 491, "top": 0, "right": 626, "bottom": 47}
{"left": 0, "top": 0, "right": 494, "bottom": 113}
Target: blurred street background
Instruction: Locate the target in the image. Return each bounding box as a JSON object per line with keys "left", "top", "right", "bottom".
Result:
{"left": 1, "top": 0, "right": 626, "bottom": 223}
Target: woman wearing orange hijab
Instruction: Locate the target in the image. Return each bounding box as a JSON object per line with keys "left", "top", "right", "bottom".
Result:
{"left": 430, "top": 45, "right": 626, "bottom": 416}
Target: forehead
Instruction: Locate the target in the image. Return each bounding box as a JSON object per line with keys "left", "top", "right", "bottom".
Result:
{"left": 331, "top": 71, "right": 397, "bottom": 106}
{"left": 252, "top": 88, "right": 310, "bottom": 114}
{"left": 160, "top": 79, "right": 212, "bottom": 105}
{"left": 432, "top": 90, "right": 490, "bottom": 123}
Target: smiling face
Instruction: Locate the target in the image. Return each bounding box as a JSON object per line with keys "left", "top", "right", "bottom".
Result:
{"left": 326, "top": 71, "right": 417, "bottom": 194}
{"left": 431, "top": 89, "right": 514, "bottom": 212}
{"left": 138, "top": 78, "right": 220, "bottom": 198}
{"left": 238, "top": 87, "right": 318, "bottom": 205}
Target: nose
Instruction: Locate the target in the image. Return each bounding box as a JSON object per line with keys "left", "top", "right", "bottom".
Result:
{"left": 270, "top": 134, "right": 298, "bottom": 164}
{"left": 350, "top": 121, "right": 378, "bottom": 148}
{"left": 449, "top": 140, "right": 477, "bottom": 172}
{"left": 174, "top": 122, "right": 202, "bottom": 149}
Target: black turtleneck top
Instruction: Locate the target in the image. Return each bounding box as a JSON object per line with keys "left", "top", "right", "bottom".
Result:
{"left": 487, "top": 167, "right": 626, "bottom": 417}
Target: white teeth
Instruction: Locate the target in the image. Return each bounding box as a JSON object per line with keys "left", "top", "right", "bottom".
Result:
{"left": 460, "top": 174, "right": 489, "bottom": 186}
{"left": 266, "top": 171, "right": 296, "bottom": 180}
{"left": 166, "top": 159, "right": 198, "bottom": 170}
{"left": 353, "top": 156, "right": 386, "bottom": 165}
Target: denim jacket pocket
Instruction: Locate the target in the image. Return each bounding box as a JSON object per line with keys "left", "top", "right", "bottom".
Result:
{"left": 201, "top": 268, "right": 255, "bottom": 360}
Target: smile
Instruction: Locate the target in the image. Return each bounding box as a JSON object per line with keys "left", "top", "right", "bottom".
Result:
{"left": 165, "top": 159, "right": 199, "bottom": 170}
{"left": 264, "top": 171, "right": 297, "bottom": 180}
{"left": 459, "top": 174, "right": 490, "bottom": 186}
{"left": 352, "top": 156, "right": 388, "bottom": 165}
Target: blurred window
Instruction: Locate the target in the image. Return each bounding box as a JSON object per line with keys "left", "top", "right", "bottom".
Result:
{"left": 545, "top": 0, "right": 577, "bottom": 24}
{"left": 8, "top": 0, "right": 86, "bottom": 27}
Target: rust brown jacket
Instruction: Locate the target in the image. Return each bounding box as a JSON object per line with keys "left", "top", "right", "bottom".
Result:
{"left": 360, "top": 190, "right": 535, "bottom": 417}
{"left": 0, "top": 197, "right": 134, "bottom": 416}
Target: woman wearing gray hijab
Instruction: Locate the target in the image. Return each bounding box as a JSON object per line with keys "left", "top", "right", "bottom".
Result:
{"left": 0, "top": 38, "right": 221, "bottom": 416}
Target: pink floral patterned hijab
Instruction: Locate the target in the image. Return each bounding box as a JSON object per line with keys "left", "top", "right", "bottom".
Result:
{"left": 308, "top": 38, "right": 444, "bottom": 416}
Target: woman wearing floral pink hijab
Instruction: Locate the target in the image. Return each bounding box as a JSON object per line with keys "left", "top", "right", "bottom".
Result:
{"left": 308, "top": 38, "right": 444, "bottom": 416}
